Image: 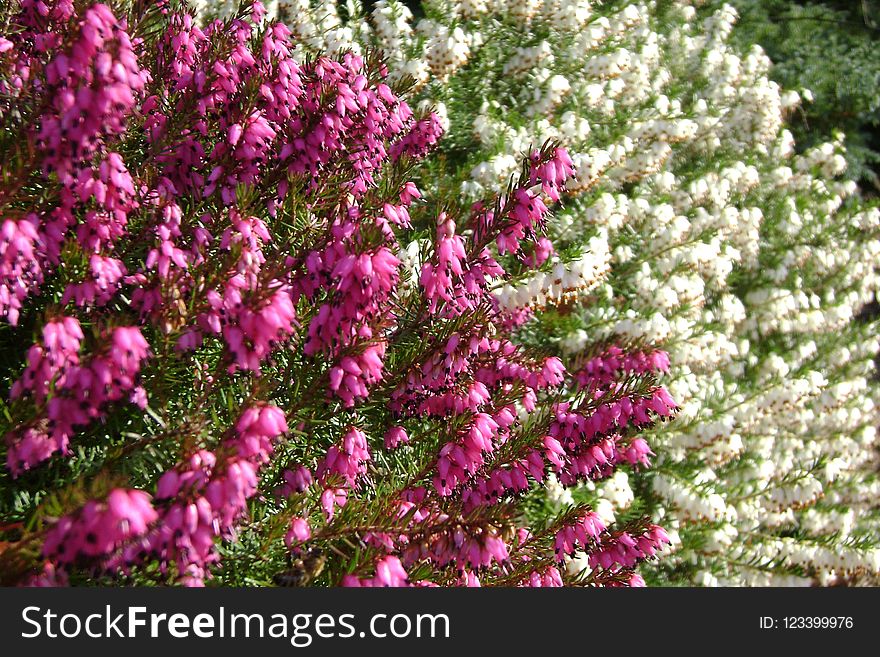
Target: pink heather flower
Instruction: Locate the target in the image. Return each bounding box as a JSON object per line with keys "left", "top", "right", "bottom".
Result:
{"left": 433, "top": 414, "right": 499, "bottom": 496}
{"left": 420, "top": 213, "right": 504, "bottom": 318}
{"left": 42, "top": 489, "right": 158, "bottom": 564}
{"left": 541, "top": 357, "right": 567, "bottom": 386}
{"left": 208, "top": 279, "right": 297, "bottom": 374}
{"left": 383, "top": 426, "right": 409, "bottom": 449}
{"left": 576, "top": 347, "right": 671, "bottom": 388}
{"left": 129, "top": 386, "right": 148, "bottom": 409}
{"left": 110, "top": 326, "right": 150, "bottom": 373}
{"left": 234, "top": 403, "right": 288, "bottom": 463}
{"left": 466, "top": 147, "right": 575, "bottom": 262}
{"left": 392, "top": 333, "right": 563, "bottom": 420}
{"left": 529, "top": 147, "right": 576, "bottom": 202}
{"left": 0, "top": 5, "right": 152, "bottom": 326}
{"left": 129, "top": 449, "right": 263, "bottom": 585}
{"left": 284, "top": 517, "right": 311, "bottom": 547}
{"left": 458, "top": 571, "right": 482, "bottom": 587}
{"left": 343, "top": 556, "right": 411, "bottom": 587}
{"left": 141, "top": 198, "right": 190, "bottom": 282}
{"left": 62, "top": 255, "right": 127, "bottom": 307}
{"left": 374, "top": 555, "right": 411, "bottom": 586}
{"left": 6, "top": 427, "right": 59, "bottom": 477}
{"left": 279, "top": 465, "right": 314, "bottom": 496}
{"left": 320, "top": 487, "right": 347, "bottom": 521}
{"left": 328, "top": 341, "right": 387, "bottom": 406}
{"left": 11, "top": 316, "right": 83, "bottom": 402}
{"left": 494, "top": 305, "right": 535, "bottom": 331}
{"left": 303, "top": 238, "right": 400, "bottom": 354}
{"left": 102, "top": 399, "right": 288, "bottom": 584}
{"left": 399, "top": 181, "right": 421, "bottom": 206}
{"left": 543, "top": 435, "right": 567, "bottom": 470}
{"left": 0, "top": 215, "right": 44, "bottom": 325}
{"left": 496, "top": 188, "right": 549, "bottom": 256}
{"left": 317, "top": 427, "right": 371, "bottom": 489}
{"left": 23, "top": 562, "right": 70, "bottom": 588}
{"left": 460, "top": 461, "right": 531, "bottom": 509}
{"left": 554, "top": 511, "right": 607, "bottom": 559}
{"left": 5, "top": 322, "right": 150, "bottom": 475}
{"left": 622, "top": 437, "right": 654, "bottom": 468}
{"left": 627, "top": 573, "right": 647, "bottom": 587}
{"left": 398, "top": 518, "right": 511, "bottom": 570}
{"left": 531, "top": 359, "right": 676, "bottom": 487}
{"left": 588, "top": 524, "right": 670, "bottom": 573}
{"left": 383, "top": 203, "right": 411, "bottom": 228}
{"left": 522, "top": 567, "right": 564, "bottom": 587}
{"left": 523, "top": 236, "right": 555, "bottom": 267}
{"left": 390, "top": 112, "right": 444, "bottom": 161}
{"left": 647, "top": 386, "right": 677, "bottom": 416}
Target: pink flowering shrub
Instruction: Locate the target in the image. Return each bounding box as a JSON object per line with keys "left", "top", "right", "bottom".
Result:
{"left": 0, "top": 1, "right": 674, "bottom": 587}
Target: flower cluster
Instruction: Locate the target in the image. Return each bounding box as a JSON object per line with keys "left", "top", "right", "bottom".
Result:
{"left": 42, "top": 489, "right": 158, "bottom": 566}
{"left": 0, "top": 2, "right": 148, "bottom": 326}
{"left": 6, "top": 320, "right": 149, "bottom": 476}
{"left": 18, "top": 0, "right": 880, "bottom": 589}
{"left": 240, "top": 0, "right": 880, "bottom": 586}
{"left": 0, "top": 1, "right": 669, "bottom": 589}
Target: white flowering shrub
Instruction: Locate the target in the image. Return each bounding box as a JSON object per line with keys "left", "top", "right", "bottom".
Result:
{"left": 196, "top": 0, "right": 880, "bottom": 585}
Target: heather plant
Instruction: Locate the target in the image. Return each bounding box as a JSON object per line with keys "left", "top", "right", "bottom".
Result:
{"left": 725, "top": 0, "right": 880, "bottom": 188}
{"left": 0, "top": 0, "right": 674, "bottom": 586}
{"left": 241, "top": 0, "right": 880, "bottom": 585}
